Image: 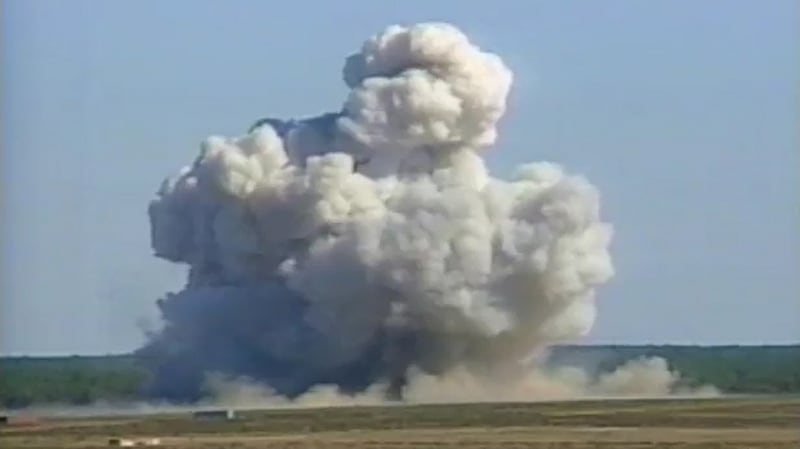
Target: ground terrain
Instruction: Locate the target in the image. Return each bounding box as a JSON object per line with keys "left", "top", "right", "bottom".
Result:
{"left": 3, "top": 397, "right": 798, "bottom": 448}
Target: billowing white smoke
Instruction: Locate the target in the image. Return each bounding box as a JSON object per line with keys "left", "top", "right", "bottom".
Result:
{"left": 145, "top": 22, "right": 615, "bottom": 401}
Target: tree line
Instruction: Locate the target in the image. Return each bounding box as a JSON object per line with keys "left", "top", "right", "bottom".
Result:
{"left": 1, "top": 345, "right": 798, "bottom": 409}
{"left": 0, "top": 355, "right": 146, "bottom": 409}
{"left": 546, "top": 345, "right": 800, "bottom": 394}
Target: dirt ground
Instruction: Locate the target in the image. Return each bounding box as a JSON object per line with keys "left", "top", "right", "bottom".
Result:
{"left": 3, "top": 396, "right": 799, "bottom": 448}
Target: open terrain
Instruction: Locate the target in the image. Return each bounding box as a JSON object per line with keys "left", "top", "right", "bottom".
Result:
{"left": 2, "top": 396, "right": 798, "bottom": 448}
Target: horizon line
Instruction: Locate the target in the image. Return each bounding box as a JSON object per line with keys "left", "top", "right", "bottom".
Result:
{"left": 3, "top": 342, "right": 799, "bottom": 358}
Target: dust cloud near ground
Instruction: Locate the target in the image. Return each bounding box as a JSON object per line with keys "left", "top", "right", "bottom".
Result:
{"left": 204, "top": 356, "right": 718, "bottom": 409}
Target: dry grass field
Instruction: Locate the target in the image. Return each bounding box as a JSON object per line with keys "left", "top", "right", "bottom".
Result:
{"left": 2, "top": 396, "right": 798, "bottom": 448}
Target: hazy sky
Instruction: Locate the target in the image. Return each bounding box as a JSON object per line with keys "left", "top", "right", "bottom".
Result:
{"left": 2, "top": 0, "right": 798, "bottom": 355}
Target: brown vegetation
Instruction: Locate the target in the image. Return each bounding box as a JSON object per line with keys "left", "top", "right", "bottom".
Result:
{"left": 2, "top": 397, "right": 798, "bottom": 448}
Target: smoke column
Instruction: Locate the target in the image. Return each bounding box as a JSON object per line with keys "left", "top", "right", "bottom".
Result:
{"left": 142, "top": 22, "right": 616, "bottom": 402}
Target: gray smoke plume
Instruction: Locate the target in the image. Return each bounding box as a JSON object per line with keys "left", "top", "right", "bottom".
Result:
{"left": 141, "top": 22, "right": 615, "bottom": 402}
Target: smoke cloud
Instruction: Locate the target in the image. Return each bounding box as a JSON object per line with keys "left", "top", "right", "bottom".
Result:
{"left": 142, "top": 22, "right": 618, "bottom": 402}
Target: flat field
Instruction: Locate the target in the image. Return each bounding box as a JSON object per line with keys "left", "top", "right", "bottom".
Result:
{"left": 2, "top": 397, "right": 798, "bottom": 448}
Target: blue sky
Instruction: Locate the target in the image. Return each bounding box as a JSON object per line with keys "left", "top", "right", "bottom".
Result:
{"left": 2, "top": 0, "right": 798, "bottom": 355}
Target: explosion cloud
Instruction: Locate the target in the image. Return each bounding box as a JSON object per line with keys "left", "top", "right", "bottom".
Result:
{"left": 143, "top": 22, "right": 616, "bottom": 402}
